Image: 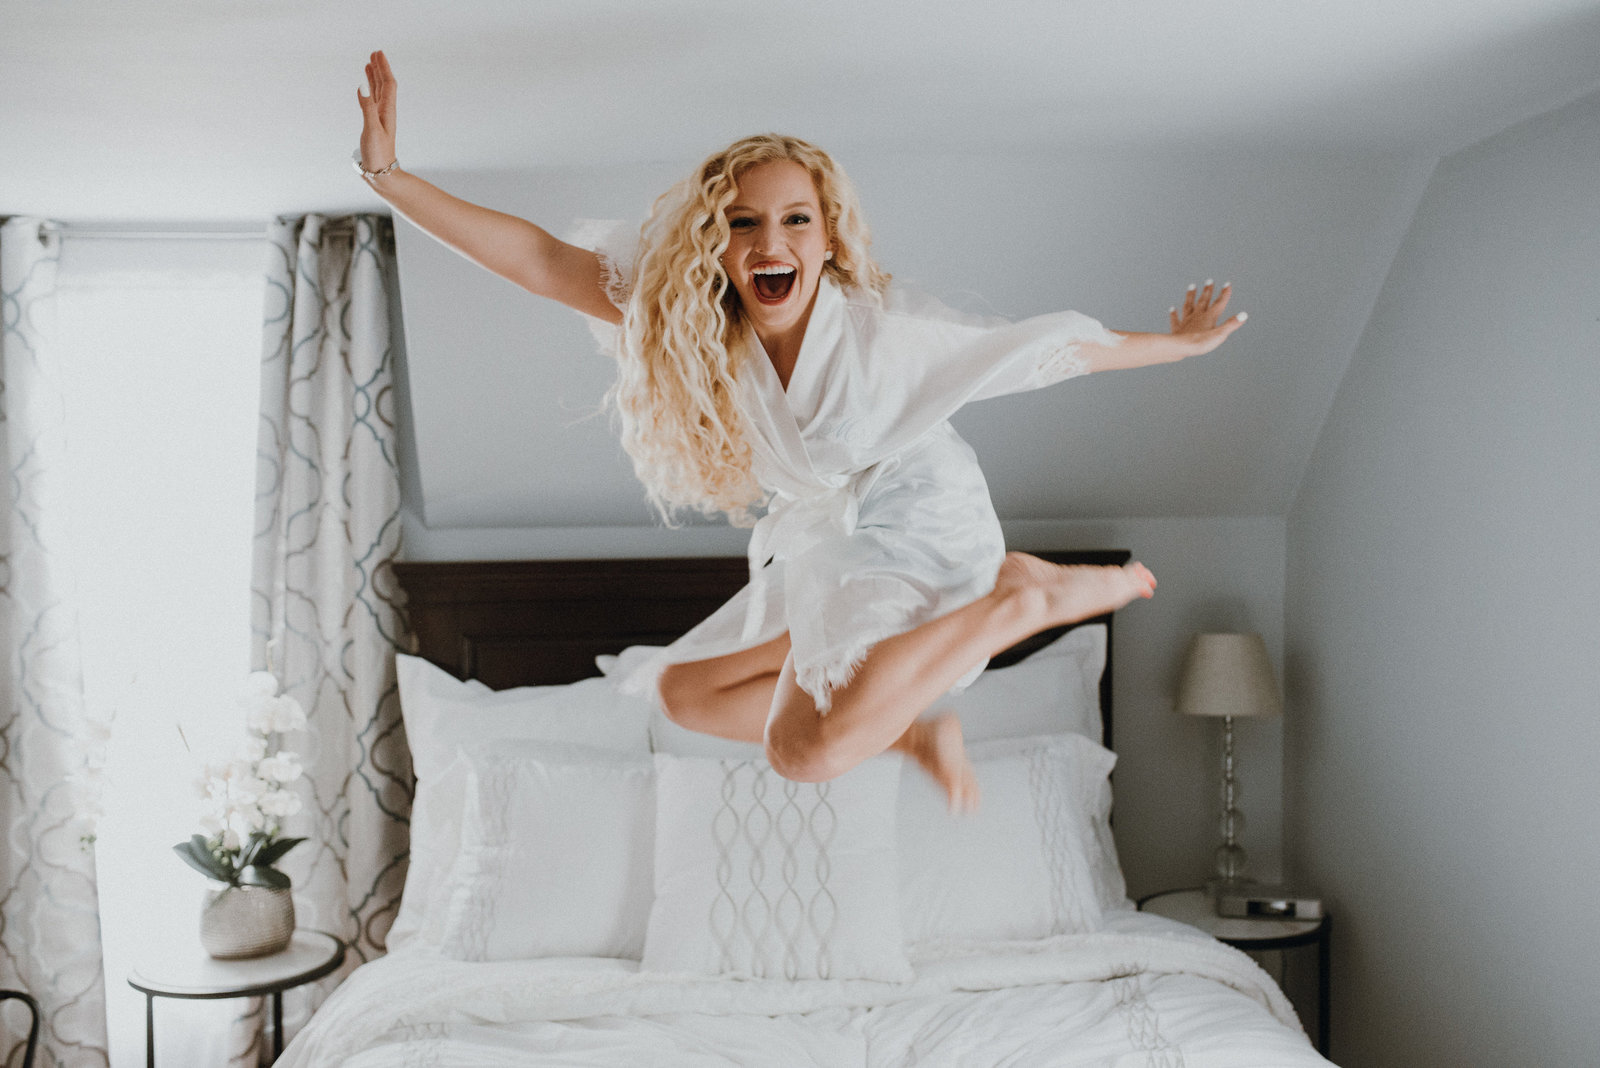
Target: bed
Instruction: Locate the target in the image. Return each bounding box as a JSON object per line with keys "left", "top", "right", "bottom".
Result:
{"left": 279, "top": 553, "right": 1331, "bottom": 1066}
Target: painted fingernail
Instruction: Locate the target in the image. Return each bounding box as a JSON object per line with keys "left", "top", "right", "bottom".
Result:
{"left": 1169, "top": 307, "right": 1176, "bottom": 314}
{"left": 1187, "top": 283, "right": 1196, "bottom": 292}
{"left": 1223, "top": 281, "right": 1232, "bottom": 288}
{"left": 1204, "top": 278, "right": 1213, "bottom": 287}
{"left": 1236, "top": 312, "right": 1248, "bottom": 322}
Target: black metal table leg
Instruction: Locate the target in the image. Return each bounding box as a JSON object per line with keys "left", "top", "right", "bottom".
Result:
{"left": 127, "top": 931, "right": 344, "bottom": 1068}
{"left": 1317, "top": 916, "right": 1331, "bottom": 1056}
{"left": 272, "top": 991, "right": 284, "bottom": 1060}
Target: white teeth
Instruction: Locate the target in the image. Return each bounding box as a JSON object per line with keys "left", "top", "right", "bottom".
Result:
{"left": 752, "top": 265, "right": 795, "bottom": 275}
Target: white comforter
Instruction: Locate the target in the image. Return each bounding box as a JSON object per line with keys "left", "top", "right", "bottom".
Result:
{"left": 281, "top": 912, "right": 1330, "bottom": 1066}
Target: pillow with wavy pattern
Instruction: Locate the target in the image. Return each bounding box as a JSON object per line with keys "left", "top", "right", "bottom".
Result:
{"left": 642, "top": 752, "right": 911, "bottom": 981}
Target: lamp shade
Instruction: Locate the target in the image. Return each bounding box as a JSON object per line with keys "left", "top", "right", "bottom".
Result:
{"left": 1176, "top": 633, "right": 1282, "bottom": 719}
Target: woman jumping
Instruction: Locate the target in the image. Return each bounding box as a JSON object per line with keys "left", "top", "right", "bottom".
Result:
{"left": 355, "top": 50, "right": 1246, "bottom": 810}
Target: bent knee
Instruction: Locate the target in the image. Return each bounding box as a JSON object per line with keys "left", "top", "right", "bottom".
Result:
{"left": 765, "top": 732, "right": 848, "bottom": 784}
{"left": 655, "top": 663, "right": 708, "bottom": 730}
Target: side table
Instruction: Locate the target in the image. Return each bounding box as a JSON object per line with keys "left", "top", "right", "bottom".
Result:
{"left": 1138, "top": 887, "right": 1330, "bottom": 1056}
{"left": 127, "top": 929, "right": 344, "bottom": 1067}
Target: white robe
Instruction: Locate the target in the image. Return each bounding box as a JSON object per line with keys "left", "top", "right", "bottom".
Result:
{"left": 575, "top": 222, "right": 1118, "bottom": 710}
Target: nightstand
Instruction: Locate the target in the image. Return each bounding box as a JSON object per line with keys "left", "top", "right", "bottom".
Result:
{"left": 1138, "top": 887, "right": 1329, "bottom": 1056}
{"left": 127, "top": 929, "right": 344, "bottom": 1067}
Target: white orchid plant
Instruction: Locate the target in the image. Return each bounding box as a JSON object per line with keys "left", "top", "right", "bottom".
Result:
{"left": 174, "top": 671, "right": 308, "bottom": 890}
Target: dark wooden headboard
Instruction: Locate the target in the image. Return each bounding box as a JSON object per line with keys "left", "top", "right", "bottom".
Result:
{"left": 392, "top": 550, "right": 1127, "bottom": 748}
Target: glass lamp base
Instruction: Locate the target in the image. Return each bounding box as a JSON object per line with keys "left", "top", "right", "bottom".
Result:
{"left": 1213, "top": 840, "right": 1249, "bottom": 883}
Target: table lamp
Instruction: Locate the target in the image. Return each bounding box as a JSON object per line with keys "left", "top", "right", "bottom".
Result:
{"left": 1176, "top": 632, "right": 1282, "bottom": 888}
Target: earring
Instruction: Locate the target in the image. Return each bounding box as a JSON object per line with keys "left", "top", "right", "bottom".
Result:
{"left": 824, "top": 250, "right": 833, "bottom": 260}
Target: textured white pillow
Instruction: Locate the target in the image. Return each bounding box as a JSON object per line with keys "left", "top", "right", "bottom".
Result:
{"left": 898, "top": 732, "right": 1113, "bottom": 953}
{"left": 643, "top": 753, "right": 912, "bottom": 981}
{"left": 939, "top": 624, "right": 1106, "bottom": 744}
{"left": 438, "top": 744, "right": 655, "bottom": 961}
{"left": 958, "top": 730, "right": 1130, "bottom": 914}
{"left": 390, "top": 655, "right": 653, "bottom": 950}
{"left": 1085, "top": 755, "right": 1130, "bottom": 913}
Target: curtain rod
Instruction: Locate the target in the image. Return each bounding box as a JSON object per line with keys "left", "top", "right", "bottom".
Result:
{"left": 50, "top": 228, "right": 270, "bottom": 241}
{"left": 39, "top": 220, "right": 368, "bottom": 241}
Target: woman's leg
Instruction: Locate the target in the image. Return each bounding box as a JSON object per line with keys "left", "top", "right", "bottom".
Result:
{"left": 763, "top": 553, "right": 1155, "bottom": 784}
{"left": 657, "top": 553, "right": 1154, "bottom": 806}
{"left": 658, "top": 634, "right": 980, "bottom": 807}
{"left": 657, "top": 632, "right": 791, "bottom": 743}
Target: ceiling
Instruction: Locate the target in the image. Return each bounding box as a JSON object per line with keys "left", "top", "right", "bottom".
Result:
{"left": 4, "top": 0, "right": 1599, "bottom": 222}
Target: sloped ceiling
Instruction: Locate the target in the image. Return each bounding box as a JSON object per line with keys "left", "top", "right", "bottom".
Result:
{"left": 4, "top": 1, "right": 1599, "bottom": 528}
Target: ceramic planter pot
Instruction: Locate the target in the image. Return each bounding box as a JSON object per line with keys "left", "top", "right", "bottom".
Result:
{"left": 200, "top": 885, "right": 294, "bottom": 959}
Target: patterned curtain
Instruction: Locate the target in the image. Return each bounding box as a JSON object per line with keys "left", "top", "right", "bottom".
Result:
{"left": 248, "top": 213, "right": 409, "bottom": 1058}
{"left": 0, "top": 218, "right": 109, "bottom": 1065}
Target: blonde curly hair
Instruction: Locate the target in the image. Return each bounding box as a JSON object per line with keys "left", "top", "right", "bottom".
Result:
{"left": 609, "top": 134, "right": 890, "bottom": 526}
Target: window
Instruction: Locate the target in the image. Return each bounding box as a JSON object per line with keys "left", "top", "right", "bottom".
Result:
{"left": 57, "top": 233, "right": 263, "bottom": 1066}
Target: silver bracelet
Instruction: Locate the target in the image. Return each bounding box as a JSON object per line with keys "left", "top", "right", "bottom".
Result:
{"left": 351, "top": 149, "right": 399, "bottom": 181}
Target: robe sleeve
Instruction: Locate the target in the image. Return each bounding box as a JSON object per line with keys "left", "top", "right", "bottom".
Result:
{"left": 874, "top": 285, "right": 1120, "bottom": 400}
{"left": 843, "top": 285, "right": 1123, "bottom": 457}
{"left": 966, "top": 308, "right": 1119, "bottom": 399}
{"left": 564, "top": 218, "right": 640, "bottom": 354}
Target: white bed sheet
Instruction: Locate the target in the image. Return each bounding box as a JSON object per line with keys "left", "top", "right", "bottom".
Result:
{"left": 281, "top": 912, "right": 1331, "bottom": 1066}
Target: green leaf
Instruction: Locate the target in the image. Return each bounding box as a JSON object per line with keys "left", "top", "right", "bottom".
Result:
{"left": 252, "top": 836, "right": 305, "bottom": 868}
{"left": 239, "top": 831, "right": 270, "bottom": 867}
{"left": 173, "top": 841, "right": 230, "bottom": 882}
{"left": 238, "top": 865, "right": 290, "bottom": 890}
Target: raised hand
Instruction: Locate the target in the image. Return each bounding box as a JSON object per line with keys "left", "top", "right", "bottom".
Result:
{"left": 356, "top": 50, "right": 398, "bottom": 172}
{"left": 1168, "top": 280, "right": 1247, "bottom": 356}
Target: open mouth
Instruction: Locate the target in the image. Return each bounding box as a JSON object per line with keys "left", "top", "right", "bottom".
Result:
{"left": 751, "top": 265, "right": 796, "bottom": 305}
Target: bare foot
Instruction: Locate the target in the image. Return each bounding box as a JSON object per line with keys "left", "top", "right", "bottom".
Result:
{"left": 895, "top": 712, "right": 979, "bottom": 814}
{"left": 994, "top": 552, "right": 1156, "bottom": 629}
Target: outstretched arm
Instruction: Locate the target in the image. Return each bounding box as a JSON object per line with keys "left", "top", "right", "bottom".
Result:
{"left": 1077, "top": 280, "right": 1246, "bottom": 372}
{"left": 354, "top": 50, "right": 621, "bottom": 325}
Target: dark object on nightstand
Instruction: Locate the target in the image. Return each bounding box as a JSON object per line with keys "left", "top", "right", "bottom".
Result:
{"left": 1214, "top": 884, "right": 1324, "bottom": 920}
{"left": 1138, "top": 887, "right": 1330, "bottom": 1056}
{"left": 0, "top": 990, "right": 40, "bottom": 1068}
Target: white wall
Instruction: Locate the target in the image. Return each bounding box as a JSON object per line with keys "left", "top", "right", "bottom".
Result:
{"left": 1285, "top": 91, "right": 1600, "bottom": 1066}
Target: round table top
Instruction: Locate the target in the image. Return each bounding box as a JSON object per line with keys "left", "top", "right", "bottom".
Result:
{"left": 128, "top": 930, "right": 345, "bottom": 1000}
{"left": 1138, "top": 888, "right": 1325, "bottom": 945}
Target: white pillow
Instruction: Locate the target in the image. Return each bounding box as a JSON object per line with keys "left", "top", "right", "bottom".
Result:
{"left": 438, "top": 744, "right": 655, "bottom": 961}
{"left": 397, "top": 653, "right": 651, "bottom": 779}
{"left": 958, "top": 730, "right": 1129, "bottom": 914}
{"left": 389, "top": 654, "right": 654, "bottom": 950}
{"left": 898, "top": 732, "right": 1113, "bottom": 953}
{"left": 938, "top": 624, "right": 1105, "bottom": 744}
{"left": 1085, "top": 753, "right": 1130, "bottom": 913}
{"left": 643, "top": 753, "right": 912, "bottom": 981}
